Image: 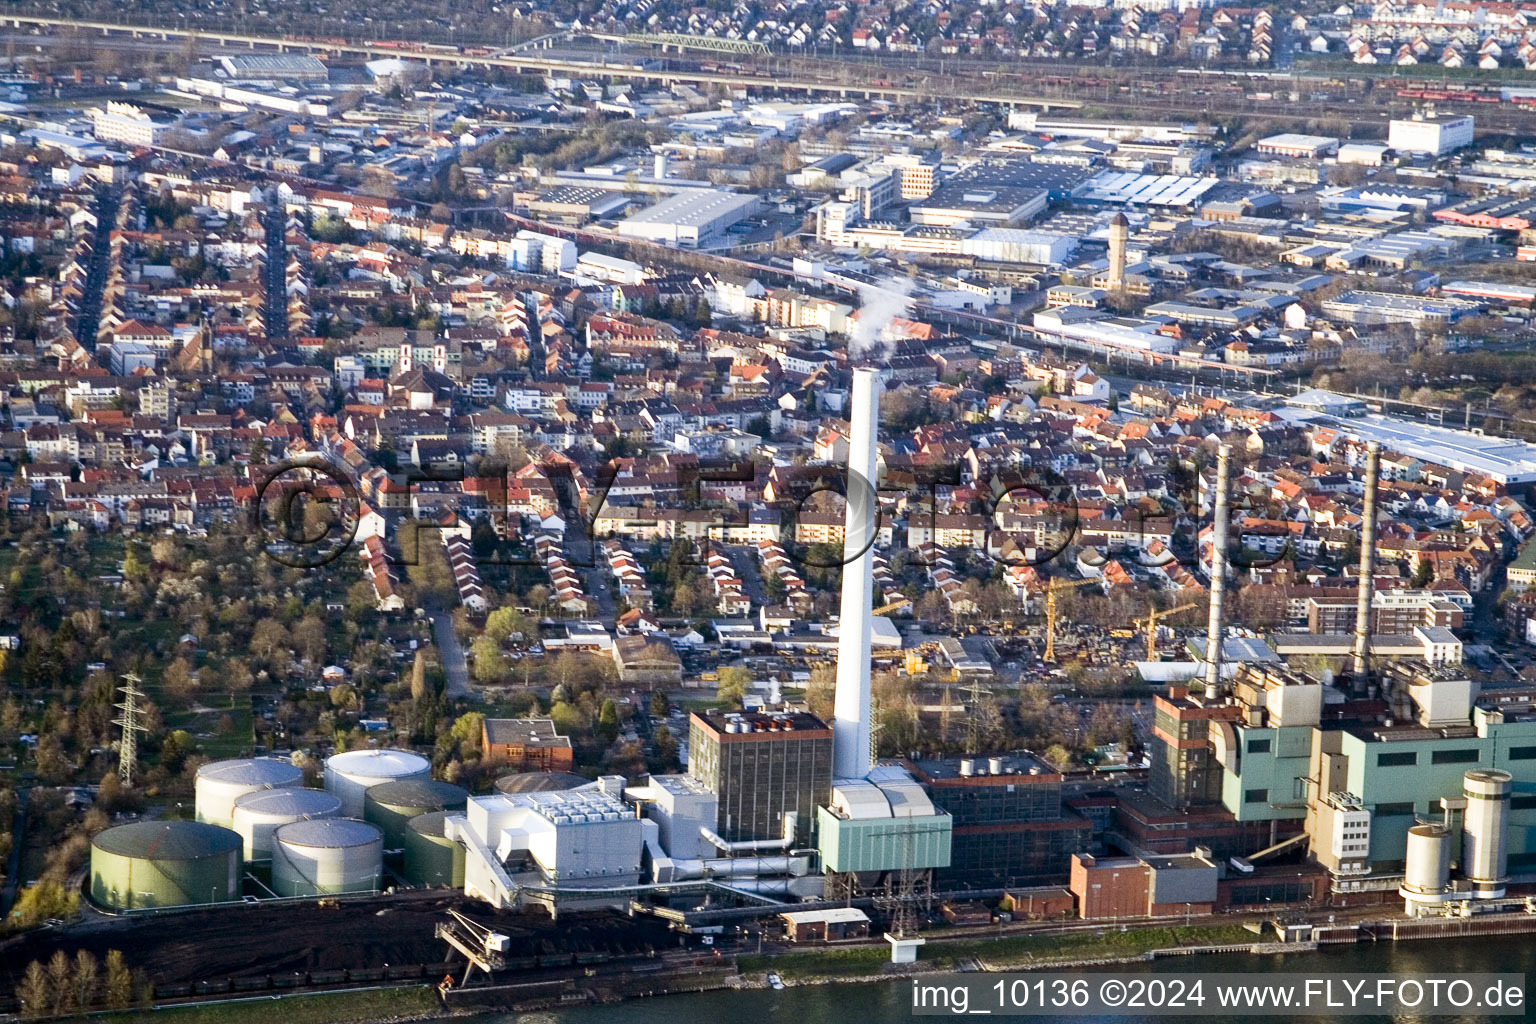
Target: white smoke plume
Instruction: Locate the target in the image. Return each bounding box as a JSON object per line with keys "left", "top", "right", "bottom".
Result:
{"left": 848, "top": 276, "right": 913, "bottom": 360}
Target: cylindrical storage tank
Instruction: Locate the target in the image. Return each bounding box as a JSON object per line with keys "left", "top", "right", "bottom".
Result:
{"left": 1463, "top": 769, "right": 1512, "bottom": 897}
{"left": 364, "top": 779, "right": 468, "bottom": 849}
{"left": 270, "top": 818, "right": 383, "bottom": 897}
{"left": 323, "top": 749, "right": 431, "bottom": 817}
{"left": 195, "top": 758, "right": 303, "bottom": 828}
{"left": 494, "top": 771, "right": 588, "bottom": 794}
{"left": 1402, "top": 823, "right": 1452, "bottom": 895}
{"left": 403, "top": 811, "right": 466, "bottom": 887}
{"left": 232, "top": 787, "right": 342, "bottom": 862}
{"left": 89, "top": 821, "right": 241, "bottom": 910}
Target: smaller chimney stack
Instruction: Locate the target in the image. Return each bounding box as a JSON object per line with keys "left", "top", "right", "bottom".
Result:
{"left": 1352, "top": 441, "right": 1381, "bottom": 686}
{"left": 1204, "top": 444, "right": 1233, "bottom": 701}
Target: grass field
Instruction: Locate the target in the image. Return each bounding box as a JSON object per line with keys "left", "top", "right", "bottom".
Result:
{"left": 95, "top": 985, "right": 442, "bottom": 1024}
{"left": 738, "top": 924, "right": 1258, "bottom": 980}
{"left": 159, "top": 690, "right": 256, "bottom": 760}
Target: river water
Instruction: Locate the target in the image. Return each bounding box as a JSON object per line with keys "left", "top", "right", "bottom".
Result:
{"left": 465, "top": 936, "right": 1536, "bottom": 1024}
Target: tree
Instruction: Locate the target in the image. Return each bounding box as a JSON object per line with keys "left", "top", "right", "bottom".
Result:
{"left": 1412, "top": 558, "right": 1435, "bottom": 587}
{"left": 485, "top": 606, "right": 533, "bottom": 644}
{"left": 410, "top": 649, "right": 429, "bottom": 700}
{"left": 292, "top": 617, "right": 327, "bottom": 665}
{"left": 16, "top": 960, "right": 47, "bottom": 1019}
{"left": 73, "top": 950, "right": 99, "bottom": 1011}
{"left": 716, "top": 665, "right": 751, "bottom": 707}
{"left": 105, "top": 950, "right": 133, "bottom": 1009}
{"left": 470, "top": 635, "right": 505, "bottom": 685}
{"left": 649, "top": 689, "right": 669, "bottom": 719}
{"left": 9, "top": 879, "right": 79, "bottom": 929}
{"left": 549, "top": 700, "right": 585, "bottom": 736}
{"left": 805, "top": 662, "right": 835, "bottom": 721}
{"left": 47, "top": 950, "right": 73, "bottom": 1015}
{"left": 162, "top": 654, "right": 199, "bottom": 700}
{"left": 223, "top": 658, "right": 254, "bottom": 698}
{"left": 652, "top": 724, "right": 678, "bottom": 771}
{"left": 249, "top": 618, "right": 290, "bottom": 662}
{"left": 449, "top": 712, "right": 485, "bottom": 759}
{"left": 597, "top": 698, "right": 620, "bottom": 742}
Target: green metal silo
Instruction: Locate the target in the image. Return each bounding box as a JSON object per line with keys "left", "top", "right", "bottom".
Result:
{"left": 363, "top": 779, "right": 468, "bottom": 849}
{"left": 402, "top": 811, "right": 465, "bottom": 887}
{"left": 89, "top": 821, "right": 242, "bottom": 910}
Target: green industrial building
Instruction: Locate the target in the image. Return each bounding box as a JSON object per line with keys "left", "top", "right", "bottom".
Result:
{"left": 1319, "top": 707, "right": 1536, "bottom": 871}
{"left": 817, "top": 807, "right": 952, "bottom": 874}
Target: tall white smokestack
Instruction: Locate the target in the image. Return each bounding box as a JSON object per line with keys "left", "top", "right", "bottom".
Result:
{"left": 1204, "top": 444, "right": 1233, "bottom": 701}
{"left": 1352, "top": 441, "right": 1381, "bottom": 683}
{"left": 833, "top": 367, "right": 882, "bottom": 780}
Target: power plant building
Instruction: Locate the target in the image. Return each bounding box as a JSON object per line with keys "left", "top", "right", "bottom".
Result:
{"left": 904, "top": 754, "right": 1091, "bottom": 887}
{"left": 817, "top": 768, "right": 952, "bottom": 875}
{"left": 688, "top": 710, "right": 832, "bottom": 847}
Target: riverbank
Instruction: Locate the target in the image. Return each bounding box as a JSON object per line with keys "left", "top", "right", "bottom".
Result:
{"left": 94, "top": 986, "right": 445, "bottom": 1024}
{"left": 735, "top": 922, "right": 1261, "bottom": 982}
{"left": 91, "top": 911, "right": 1536, "bottom": 1023}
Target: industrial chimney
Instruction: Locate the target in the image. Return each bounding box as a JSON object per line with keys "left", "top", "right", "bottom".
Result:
{"left": 833, "top": 367, "right": 883, "bottom": 780}
{"left": 1351, "top": 441, "right": 1381, "bottom": 684}
{"left": 1203, "top": 444, "right": 1233, "bottom": 701}
{"left": 653, "top": 152, "right": 668, "bottom": 181}
{"left": 1106, "top": 213, "right": 1129, "bottom": 292}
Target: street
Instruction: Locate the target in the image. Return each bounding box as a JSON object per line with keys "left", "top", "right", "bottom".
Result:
{"left": 431, "top": 610, "right": 471, "bottom": 698}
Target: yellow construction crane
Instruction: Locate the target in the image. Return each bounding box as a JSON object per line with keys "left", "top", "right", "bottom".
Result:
{"left": 1043, "top": 577, "right": 1100, "bottom": 663}
{"left": 1137, "top": 601, "right": 1200, "bottom": 661}
{"left": 874, "top": 597, "right": 912, "bottom": 615}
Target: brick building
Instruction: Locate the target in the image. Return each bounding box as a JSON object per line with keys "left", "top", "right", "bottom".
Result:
{"left": 481, "top": 718, "right": 574, "bottom": 772}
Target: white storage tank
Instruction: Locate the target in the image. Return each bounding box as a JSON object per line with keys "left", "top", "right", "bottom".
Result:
{"left": 1402, "top": 823, "right": 1452, "bottom": 896}
{"left": 195, "top": 758, "right": 304, "bottom": 828}
{"left": 270, "top": 818, "right": 383, "bottom": 897}
{"left": 1463, "top": 769, "right": 1512, "bottom": 898}
{"left": 323, "top": 749, "right": 431, "bottom": 817}
{"left": 231, "top": 788, "right": 342, "bottom": 862}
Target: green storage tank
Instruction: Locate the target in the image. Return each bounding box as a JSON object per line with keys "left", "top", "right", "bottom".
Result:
{"left": 363, "top": 779, "right": 468, "bottom": 849}
{"left": 90, "top": 821, "right": 242, "bottom": 910}
{"left": 403, "top": 811, "right": 466, "bottom": 887}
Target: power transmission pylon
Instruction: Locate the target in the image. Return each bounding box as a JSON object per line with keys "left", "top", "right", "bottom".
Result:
{"left": 963, "top": 678, "right": 991, "bottom": 752}
{"left": 870, "top": 692, "right": 884, "bottom": 763}
{"left": 873, "top": 818, "right": 942, "bottom": 941}
{"left": 939, "top": 681, "right": 953, "bottom": 751}
{"left": 114, "top": 674, "right": 148, "bottom": 787}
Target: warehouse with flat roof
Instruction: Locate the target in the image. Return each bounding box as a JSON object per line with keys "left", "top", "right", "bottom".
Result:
{"left": 218, "top": 53, "right": 329, "bottom": 81}
{"left": 1278, "top": 405, "right": 1536, "bottom": 487}
{"left": 615, "top": 190, "right": 762, "bottom": 247}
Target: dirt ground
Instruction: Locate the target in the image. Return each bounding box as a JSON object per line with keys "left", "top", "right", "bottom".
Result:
{"left": 0, "top": 890, "right": 682, "bottom": 992}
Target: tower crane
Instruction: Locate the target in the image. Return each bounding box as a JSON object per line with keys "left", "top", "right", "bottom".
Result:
{"left": 1043, "top": 577, "right": 1100, "bottom": 663}
{"left": 873, "top": 597, "right": 911, "bottom": 615}
{"left": 436, "top": 909, "right": 512, "bottom": 987}
{"left": 1137, "top": 601, "right": 1201, "bottom": 661}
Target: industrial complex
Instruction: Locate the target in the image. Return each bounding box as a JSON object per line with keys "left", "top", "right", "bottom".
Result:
{"left": 77, "top": 377, "right": 1536, "bottom": 964}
